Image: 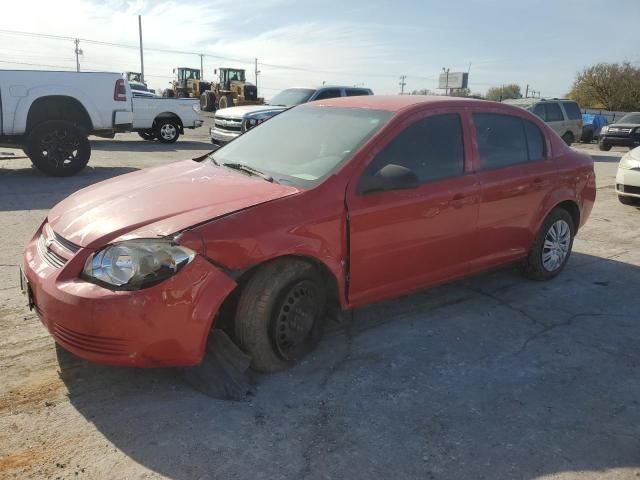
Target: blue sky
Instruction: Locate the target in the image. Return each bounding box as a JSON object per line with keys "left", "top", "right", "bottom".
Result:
{"left": 1, "top": 0, "right": 639, "bottom": 97}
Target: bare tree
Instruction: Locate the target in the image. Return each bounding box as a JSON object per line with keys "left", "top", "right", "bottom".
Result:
{"left": 568, "top": 62, "right": 640, "bottom": 110}
{"left": 485, "top": 84, "right": 521, "bottom": 101}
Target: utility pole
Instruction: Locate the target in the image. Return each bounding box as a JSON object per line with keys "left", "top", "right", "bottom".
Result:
{"left": 442, "top": 67, "right": 450, "bottom": 95}
{"left": 525, "top": 84, "right": 529, "bottom": 98}
{"left": 138, "top": 15, "right": 145, "bottom": 83}
{"left": 254, "top": 58, "right": 260, "bottom": 94}
{"left": 74, "top": 38, "right": 81, "bottom": 72}
{"left": 199, "top": 54, "right": 204, "bottom": 78}
{"left": 399, "top": 75, "right": 407, "bottom": 94}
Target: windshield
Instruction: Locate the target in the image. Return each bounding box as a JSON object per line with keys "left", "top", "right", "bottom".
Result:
{"left": 617, "top": 113, "right": 640, "bottom": 124}
{"left": 267, "top": 88, "right": 315, "bottom": 107}
{"left": 211, "top": 105, "right": 392, "bottom": 188}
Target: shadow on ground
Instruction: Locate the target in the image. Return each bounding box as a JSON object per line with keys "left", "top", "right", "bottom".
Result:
{"left": 91, "top": 139, "right": 215, "bottom": 153}
{"left": 56, "top": 252, "right": 640, "bottom": 479}
{"left": 0, "top": 166, "right": 138, "bottom": 211}
{"left": 590, "top": 154, "right": 625, "bottom": 164}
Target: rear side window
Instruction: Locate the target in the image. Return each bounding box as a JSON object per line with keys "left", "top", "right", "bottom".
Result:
{"left": 473, "top": 113, "right": 546, "bottom": 169}
{"left": 345, "top": 89, "right": 370, "bottom": 97}
{"left": 562, "top": 102, "right": 582, "bottom": 120}
{"left": 544, "top": 103, "right": 564, "bottom": 122}
{"left": 314, "top": 89, "right": 343, "bottom": 100}
{"left": 367, "top": 114, "right": 464, "bottom": 183}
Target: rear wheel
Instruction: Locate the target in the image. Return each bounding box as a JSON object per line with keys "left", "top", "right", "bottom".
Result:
{"left": 562, "top": 132, "right": 574, "bottom": 146}
{"left": 234, "top": 259, "right": 327, "bottom": 372}
{"left": 26, "top": 120, "right": 90, "bottom": 177}
{"left": 155, "top": 119, "right": 180, "bottom": 143}
{"left": 599, "top": 142, "right": 612, "bottom": 151}
{"left": 521, "top": 208, "right": 575, "bottom": 281}
{"left": 218, "top": 95, "right": 233, "bottom": 110}
{"left": 138, "top": 130, "right": 156, "bottom": 141}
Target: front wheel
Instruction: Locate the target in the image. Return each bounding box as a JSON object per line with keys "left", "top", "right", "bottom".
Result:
{"left": 26, "top": 120, "right": 90, "bottom": 177}
{"left": 234, "top": 259, "right": 327, "bottom": 372}
{"left": 521, "top": 208, "right": 575, "bottom": 281}
{"left": 155, "top": 120, "right": 180, "bottom": 143}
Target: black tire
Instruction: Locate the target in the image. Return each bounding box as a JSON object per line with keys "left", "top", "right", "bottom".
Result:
{"left": 218, "top": 95, "right": 233, "bottom": 110}
{"left": 562, "top": 132, "right": 574, "bottom": 146}
{"left": 521, "top": 208, "right": 575, "bottom": 281}
{"left": 138, "top": 130, "right": 156, "bottom": 141}
{"left": 234, "top": 259, "right": 327, "bottom": 373}
{"left": 599, "top": 142, "right": 612, "bottom": 151}
{"left": 580, "top": 129, "right": 594, "bottom": 144}
{"left": 155, "top": 119, "right": 180, "bottom": 144}
{"left": 206, "top": 92, "right": 216, "bottom": 112}
{"left": 618, "top": 195, "right": 640, "bottom": 206}
{"left": 26, "top": 120, "right": 90, "bottom": 177}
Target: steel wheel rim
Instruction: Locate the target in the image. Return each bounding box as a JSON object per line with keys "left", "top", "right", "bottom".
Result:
{"left": 39, "top": 128, "right": 81, "bottom": 170}
{"left": 160, "top": 124, "right": 176, "bottom": 140}
{"left": 272, "top": 280, "right": 320, "bottom": 361}
{"left": 542, "top": 219, "right": 571, "bottom": 272}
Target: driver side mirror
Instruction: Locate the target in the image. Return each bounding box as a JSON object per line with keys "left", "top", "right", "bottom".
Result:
{"left": 358, "top": 164, "right": 420, "bottom": 195}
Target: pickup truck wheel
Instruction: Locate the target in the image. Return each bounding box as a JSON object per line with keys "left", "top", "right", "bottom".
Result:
{"left": 27, "top": 121, "right": 90, "bottom": 177}
{"left": 138, "top": 130, "right": 156, "bottom": 141}
{"left": 155, "top": 120, "right": 180, "bottom": 143}
{"left": 521, "top": 208, "right": 575, "bottom": 281}
{"left": 234, "top": 259, "right": 327, "bottom": 373}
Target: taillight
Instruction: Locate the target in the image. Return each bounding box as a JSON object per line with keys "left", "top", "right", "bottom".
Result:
{"left": 114, "top": 79, "right": 127, "bottom": 101}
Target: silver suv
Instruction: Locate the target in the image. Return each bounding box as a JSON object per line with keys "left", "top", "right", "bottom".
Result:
{"left": 504, "top": 98, "right": 583, "bottom": 146}
{"left": 210, "top": 86, "right": 373, "bottom": 145}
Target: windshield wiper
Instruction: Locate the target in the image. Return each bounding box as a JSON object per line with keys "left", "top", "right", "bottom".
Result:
{"left": 222, "top": 162, "right": 274, "bottom": 182}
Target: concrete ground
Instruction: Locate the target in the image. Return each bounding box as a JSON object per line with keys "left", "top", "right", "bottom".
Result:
{"left": 1, "top": 122, "right": 639, "bottom": 479}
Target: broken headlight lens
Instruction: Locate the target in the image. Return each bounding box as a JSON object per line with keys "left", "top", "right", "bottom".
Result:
{"left": 82, "top": 240, "right": 195, "bottom": 289}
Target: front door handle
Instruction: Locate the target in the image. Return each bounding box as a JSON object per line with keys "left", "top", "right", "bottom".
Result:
{"left": 449, "top": 193, "right": 466, "bottom": 209}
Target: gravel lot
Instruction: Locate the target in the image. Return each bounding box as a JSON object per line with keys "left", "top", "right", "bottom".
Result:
{"left": 1, "top": 120, "right": 639, "bottom": 479}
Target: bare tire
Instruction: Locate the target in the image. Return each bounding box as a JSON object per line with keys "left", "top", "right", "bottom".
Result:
{"left": 155, "top": 119, "right": 180, "bottom": 144}
{"left": 562, "top": 132, "right": 574, "bottom": 146}
{"left": 234, "top": 259, "right": 327, "bottom": 373}
{"left": 27, "top": 120, "right": 90, "bottom": 177}
{"left": 218, "top": 95, "right": 233, "bottom": 110}
{"left": 599, "top": 142, "right": 612, "bottom": 151}
{"left": 138, "top": 130, "right": 156, "bottom": 141}
{"left": 521, "top": 208, "right": 575, "bottom": 281}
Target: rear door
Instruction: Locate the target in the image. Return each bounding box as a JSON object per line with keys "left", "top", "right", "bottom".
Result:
{"left": 346, "top": 109, "right": 480, "bottom": 305}
{"left": 470, "top": 111, "right": 554, "bottom": 265}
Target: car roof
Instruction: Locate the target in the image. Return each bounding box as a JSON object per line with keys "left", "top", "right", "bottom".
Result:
{"left": 307, "top": 94, "right": 490, "bottom": 112}
{"left": 284, "top": 86, "right": 372, "bottom": 91}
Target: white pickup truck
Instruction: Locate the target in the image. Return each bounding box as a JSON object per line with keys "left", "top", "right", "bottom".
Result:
{"left": 131, "top": 96, "right": 202, "bottom": 143}
{"left": 0, "top": 70, "right": 133, "bottom": 176}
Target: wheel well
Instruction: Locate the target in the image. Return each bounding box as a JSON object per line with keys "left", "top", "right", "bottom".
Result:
{"left": 26, "top": 96, "right": 93, "bottom": 133}
{"left": 154, "top": 112, "right": 183, "bottom": 130}
{"left": 555, "top": 200, "right": 580, "bottom": 230}
{"left": 213, "top": 255, "right": 341, "bottom": 335}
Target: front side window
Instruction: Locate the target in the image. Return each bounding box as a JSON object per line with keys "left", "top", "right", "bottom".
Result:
{"left": 365, "top": 114, "right": 465, "bottom": 184}
{"left": 267, "top": 88, "right": 315, "bottom": 107}
{"left": 314, "top": 89, "right": 343, "bottom": 100}
{"left": 473, "top": 113, "right": 546, "bottom": 169}
{"left": 544, "top": 103, "right": 564, "bottom": 122}
{"left": 532, "top": 104, "right": 545, "bottom": 121}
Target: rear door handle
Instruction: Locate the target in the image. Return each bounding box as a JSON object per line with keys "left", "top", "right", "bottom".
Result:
{"left": 531, "top": 178, "right": 545, "bottom": 189}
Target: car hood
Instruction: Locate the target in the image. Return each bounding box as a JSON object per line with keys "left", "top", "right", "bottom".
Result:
{"left": 216, "top": 105, "right": 287, "bottom": 119}
{"left": 47, "top": 159, "right": 299, "bottom": 248}
{"left": 609, "top": 123, "right": 640, "bottom": 129}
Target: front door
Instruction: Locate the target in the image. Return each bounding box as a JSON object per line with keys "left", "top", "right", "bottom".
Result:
{"left": 346, "top": 111, "right": 480, "bottom": 306}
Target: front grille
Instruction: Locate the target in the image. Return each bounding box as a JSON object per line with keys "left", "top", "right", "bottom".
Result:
{"left": 609, "top": 127, "right": 633, "bottom": 134}
{"left": 53, "top": 323, "right": 129, "bottom": 356}
{"left": 37, "top": 234, "right": 67, "bottom": 268}
{"left": 52, "top": 230, "right": 80, "bottom": 253}
{"left": 214, "top": 116, "right": 243, "bottom": 132}
{"left": 617, "top": 183, "right": 640, "bottom": 195}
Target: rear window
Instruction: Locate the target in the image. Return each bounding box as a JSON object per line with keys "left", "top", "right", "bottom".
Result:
{"left": 562, "top": 102, "right": 582, "bottom": 120}
{"left": 473, "top": 113, "right": 546, "bottom": 169}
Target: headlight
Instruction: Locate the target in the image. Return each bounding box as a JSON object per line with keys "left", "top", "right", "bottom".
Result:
{"left": 243, "top": 117, "right": 267, "bottom": 132}
{"left": 82, "top": 239, "right": 195, "bottom": 290}
{"left": 192, "top": 103, "right": 201, "bottom": 113}
{"left": 619, "top": 154, "right": 640, "bottom": 170}
{"left": 601, "top": 125, "right": 609, "bottom": 134}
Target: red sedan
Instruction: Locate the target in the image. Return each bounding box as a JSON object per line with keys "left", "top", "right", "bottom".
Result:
{"left": 21, "top": 96, "right": 596, "bottom": 372}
